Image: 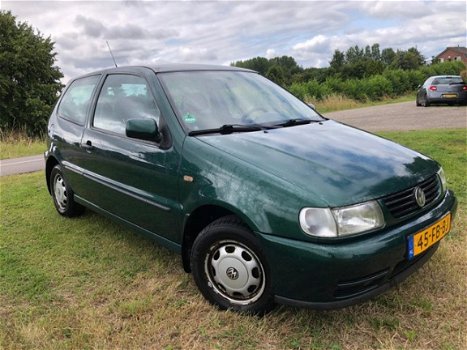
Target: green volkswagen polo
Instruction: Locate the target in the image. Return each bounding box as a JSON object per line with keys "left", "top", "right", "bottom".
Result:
{"left": 45, "top": 65, "right": 457, "bottom": 314}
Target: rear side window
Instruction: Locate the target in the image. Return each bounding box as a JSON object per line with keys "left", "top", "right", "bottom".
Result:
{"left": 58, "top": 75, "right": 100, "bottom": 125}
{"left": 93, "top": 74, "right": 160, "bottom": 135}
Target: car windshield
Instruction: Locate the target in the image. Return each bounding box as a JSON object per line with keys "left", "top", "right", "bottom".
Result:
{"left": 158, "top": 71, "right": 323, "bottom": 132}
{"left": 432, "top": 76, "right": 463, "bottom": 85}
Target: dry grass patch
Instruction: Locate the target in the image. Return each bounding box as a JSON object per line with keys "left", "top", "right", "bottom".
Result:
{"left": 312, "top": 94, "right": 415, "bottom": 113}
{"left": 1, "top": 129, "right": 466, "bottom": 349}
{"left": 0, "top": 131, "right": 45, "bottom": 159}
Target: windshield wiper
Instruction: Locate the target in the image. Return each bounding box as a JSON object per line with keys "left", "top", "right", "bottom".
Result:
{"left": 275, "top": 118, "right": 315, "bottom": 127}
{"left": 189, "top": 124, "right": 266, "bottom": 136}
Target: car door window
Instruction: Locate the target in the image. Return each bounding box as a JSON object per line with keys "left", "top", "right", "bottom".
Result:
{"left": 58, "top": 75, "right": 100, "bottom": 125}
{"left": 93, "top": 74, "right": 160, "bottom": 135}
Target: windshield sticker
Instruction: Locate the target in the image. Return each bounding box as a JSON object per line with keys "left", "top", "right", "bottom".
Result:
{"left": 183, "top": 113, "right": 197, "bottom": 124}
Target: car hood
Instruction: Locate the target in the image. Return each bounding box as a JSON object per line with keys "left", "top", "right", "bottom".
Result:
{"left": 196, "top": 120, "right": 439, "bottom": 207}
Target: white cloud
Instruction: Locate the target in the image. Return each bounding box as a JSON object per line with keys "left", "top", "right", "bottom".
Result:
{"left": 178, "top": 47, "right": 217, "bottom": 62}
{"left": 265, "top": 49, "right": 277, "bottom": 59}
{"left": 3, "top": 0, "right": 465, "bottom": 79}
{"left": 293, "top": 35, "right": 328, "bottom": 52}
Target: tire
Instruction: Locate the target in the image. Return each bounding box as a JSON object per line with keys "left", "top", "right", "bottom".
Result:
{"left": 50, "top": 165, "right": 84, "bottom": 217}
{"left": 191, "top": 215, "right": 275, "bottom": 314}
{"left": 422, "top": 95, "right": 430, "bottom": 107}
{"left": 416, "top": 97, "right": 421, "bottom": 107}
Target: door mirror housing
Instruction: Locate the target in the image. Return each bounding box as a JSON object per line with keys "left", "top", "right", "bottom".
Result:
{"left": 126, "top": 118, "right": 161, "bottom": 142}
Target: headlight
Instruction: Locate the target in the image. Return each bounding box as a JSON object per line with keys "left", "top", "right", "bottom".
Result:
{"left": 299, "top": 208, "right": 337, "bottom": 237}
{"left": 299, "top": 201, "right": 384, "bottom": 238}
{"left": 437, "top": 167, "right": 447, "bottom": 195}
{"left": 332, "top": 201, "right": 384, "bottom": 236}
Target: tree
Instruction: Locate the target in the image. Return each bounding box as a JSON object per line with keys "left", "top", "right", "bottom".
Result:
{"left": 265, "top": 65, "right": 285, "bottom": 86}
{"left": 0, "top": 11, "right": 63, "bottom": 137}
{"left": 370, "top": 43, "right": 381, "bottom": 61}
{"left": 231, "top": 57, "right": 270, "bottom": 76}
{"left": 345, "top": 45, "right": 364, "bottom": 64}
{"left": 391, "top": 47, "right": 425, "bottom": 70}
{"left": 232, "top": 55, "right": 302, "bottom": 85}
{"left": 270, "top": 56, "right": 301, "bottom": 73}
{"left": 329, "top": 49, "right": 345, "bottom": 71}
{"left": 381, "top": 48, "right": 396, "bottom": 66}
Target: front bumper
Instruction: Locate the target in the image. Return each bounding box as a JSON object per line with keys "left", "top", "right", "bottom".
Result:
{"left": 258, "top": 190, "right": 457, "bottom": 309}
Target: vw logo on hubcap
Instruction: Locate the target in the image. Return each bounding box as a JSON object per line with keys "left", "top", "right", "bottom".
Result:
{"left": 414, "top": 187, "right": 426, "bottom": 207}
{"left": 226, "top": 267, "right": 239, "bottom": 280}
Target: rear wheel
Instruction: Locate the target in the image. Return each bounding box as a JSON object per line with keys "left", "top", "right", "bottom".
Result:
{"left": 50, "top": 165, "right": 84, "bottom": 217}
{"left": 422, "top": 94, "right": 430, "bottom": 107}
{"left": 191, "top": 215, "right": 275, "bottom": 314}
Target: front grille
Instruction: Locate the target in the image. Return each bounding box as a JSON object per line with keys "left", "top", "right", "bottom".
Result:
{"left": 382, "top": 175, "right": 440, "bottom": 219}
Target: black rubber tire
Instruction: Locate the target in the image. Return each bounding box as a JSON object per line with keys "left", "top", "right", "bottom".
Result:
{"left": 50, "top": 165, "right": 85, "bottom": 217}
{"left": 416, "top": 97, "right": 421, "bottom": 107}
{"left": 422, "top": 95, "right": 430, "bottom": 107}
{"left": 191, "top": 215, "right": 275, "bottom": 314}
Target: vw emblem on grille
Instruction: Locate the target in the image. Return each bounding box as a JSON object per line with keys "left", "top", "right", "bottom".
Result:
{"left": 226, "top": 267, "right": 239, "bottom": 280}
{"left": 414, "top": 187, "right": 426, "bottom": 207}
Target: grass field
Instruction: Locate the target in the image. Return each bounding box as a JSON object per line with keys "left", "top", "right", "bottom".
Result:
{"left": 0, "top": 132, "right": 45, "bottom": 160}
{"left": 1, "top": 129, "right": 465, "bottom": 349}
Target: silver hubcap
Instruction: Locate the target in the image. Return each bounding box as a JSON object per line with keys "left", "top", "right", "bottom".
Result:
{"left": 205, "top": 240, "right": 265, "bottom": 305}
{"left": 54, "top": 174, "right": 68, "bottom": 210}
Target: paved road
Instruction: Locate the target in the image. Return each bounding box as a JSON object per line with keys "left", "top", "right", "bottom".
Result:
{"left": 0, "top": 154, "right": 44, "bottom": 177}
{"left": 324, "top": 101, "right": 467, "bottom": 132}
{"left": 1, "top": 101, "right": 465, "bottom": 176}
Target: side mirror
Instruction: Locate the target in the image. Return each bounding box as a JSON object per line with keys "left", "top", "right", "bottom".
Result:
{"left": 417, "top": 85, "right": 421, "bottom": 89}
{"left": 126, "top": 118, "right": 161, "bottom": 142}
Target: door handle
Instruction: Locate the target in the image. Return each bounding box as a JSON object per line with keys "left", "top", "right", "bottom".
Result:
{"left": 81, "top": 140, "right": 94, "bottom": 152}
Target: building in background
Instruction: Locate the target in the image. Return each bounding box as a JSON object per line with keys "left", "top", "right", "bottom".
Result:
{"left": 435, "top": 46, "right": 467, "bottom": 64}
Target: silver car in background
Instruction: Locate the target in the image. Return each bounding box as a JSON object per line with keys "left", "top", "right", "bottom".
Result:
{"left": 416, "top": 75, "right": 467, "bottom": 107}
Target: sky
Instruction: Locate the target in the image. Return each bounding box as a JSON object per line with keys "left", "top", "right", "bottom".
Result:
{"left": 2, "top": 0, "right": 466, "bottom": 82}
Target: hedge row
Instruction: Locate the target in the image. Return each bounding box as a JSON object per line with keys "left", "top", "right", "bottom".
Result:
{"left": 288, "top": 61, "right": 466, "bottom": 101}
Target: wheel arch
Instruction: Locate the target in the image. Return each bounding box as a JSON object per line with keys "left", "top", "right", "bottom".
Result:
{"left": 181, "top": 204, "right": 257, "bottom": 273}
{"left": 45, "top": 156, "right": 59, "bottom": 194}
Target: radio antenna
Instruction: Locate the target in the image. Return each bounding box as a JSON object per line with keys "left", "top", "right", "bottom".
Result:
{"left": 106, "top": 41, "right": 118, "bottom": 68}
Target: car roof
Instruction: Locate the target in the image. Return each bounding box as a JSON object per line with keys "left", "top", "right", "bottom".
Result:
{"left": 73, "top": 64, "right": 255, "bottom": 80}
{"left": 151, "top": 63, "right": 255, "bottom": 73}
{"left": 428, "top": 75, "right": 462, "bottom": 79}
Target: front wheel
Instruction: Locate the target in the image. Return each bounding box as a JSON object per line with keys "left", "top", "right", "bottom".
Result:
{"left": 191, "top": 216, "right": 275, "bottom": 314}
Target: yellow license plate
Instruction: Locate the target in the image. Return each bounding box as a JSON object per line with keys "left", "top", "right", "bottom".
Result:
{"left": 443, "top": 94, "right": 457, "bottom": 98}
{"left": 408, "top": 213, "right": 451, "bottom": 259}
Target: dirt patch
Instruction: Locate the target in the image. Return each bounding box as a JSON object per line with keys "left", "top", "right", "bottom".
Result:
{"left": 324, "top": 101, "right": 467, "bottom": 131}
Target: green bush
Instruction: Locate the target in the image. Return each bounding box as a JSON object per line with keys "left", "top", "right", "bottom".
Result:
{"left": 288, "top": 82, "right": 307, "bottom": 100}
{"left": 288, "top": 61, "right": 465, "bottom": 102}
{"left": 364, "top": 75, "right": 393, "bottom": 99}
{"left": 304, "top": 80, "right": 332, "bottom": 100}
{"left": 323, "top": 77, "right": 345, "bottom": 94}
